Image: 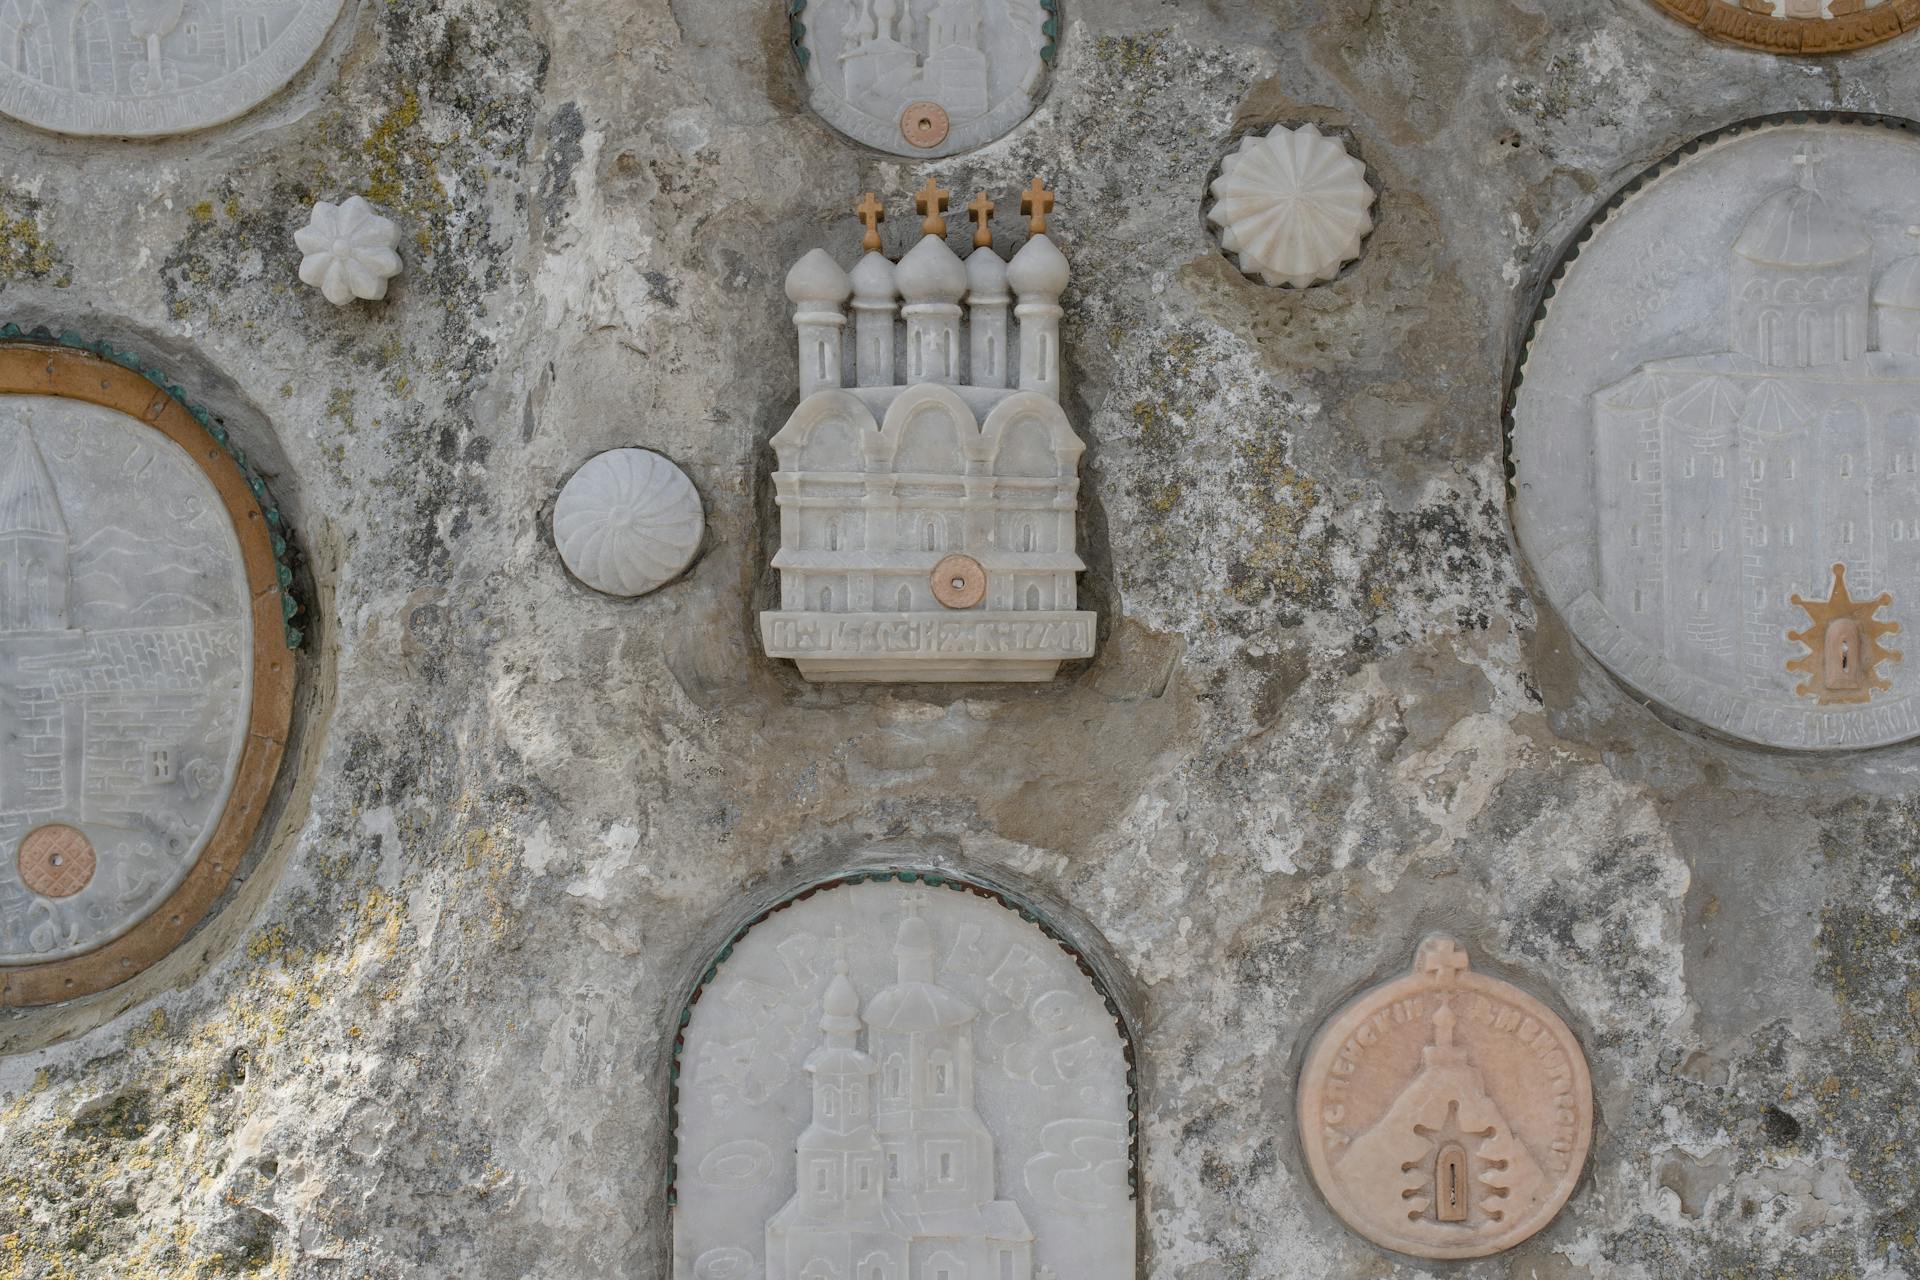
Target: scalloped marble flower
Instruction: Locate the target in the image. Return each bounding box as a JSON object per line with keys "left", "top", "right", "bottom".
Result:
{"left": 295, "top": 196, "right": 403, "bottom": 306}
{"left": 1209, "top": 124, "right": 1374, "bottom": 289}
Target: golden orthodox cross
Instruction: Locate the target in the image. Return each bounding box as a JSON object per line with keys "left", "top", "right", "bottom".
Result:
{"left": 915, "top": 178, "right": 951, "bottom": 238}
{"left": 855, "top": 191, "right": 885, "bottom": 253}
{"left": 967, "top": 191, "right": 995, "bottom": 249}
{"left": 1020, "top": 177, "right": 1055, "bottom": 235}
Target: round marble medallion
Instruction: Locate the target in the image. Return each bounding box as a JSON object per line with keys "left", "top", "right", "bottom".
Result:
{"left": 1509, "top": 118, "right": 1920, "bottom": 750}
{"left": 0, "top": 0, "right": 348, "bottom": 137}
{"left": 1298, "top": 937, "right": 1593, "bottom": 1260}
{"left": 792, "top": 0, "right": 1054, "bottom": 158}
{"left": 553, "top": 448, "right": 703, "bottom": 597}
{"left": 0, "top": 344, "right": 293, "bottom": 1004}
{"left": 1647, "top": 0, "right": 1919, "bottom": 54}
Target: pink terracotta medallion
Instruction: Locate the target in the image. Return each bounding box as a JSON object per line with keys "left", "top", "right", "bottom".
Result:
{"left": 1297, "top": 936, "right": 1593, "bottom": 1259}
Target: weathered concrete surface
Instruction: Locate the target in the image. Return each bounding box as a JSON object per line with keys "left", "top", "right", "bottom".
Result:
{"left": 0, "top": 1, "right": 1915, "bottom": 1276}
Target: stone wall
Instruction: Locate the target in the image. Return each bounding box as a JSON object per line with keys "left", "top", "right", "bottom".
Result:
{"left": 0, "top": 1, "right": 1915, "bottom": 1276}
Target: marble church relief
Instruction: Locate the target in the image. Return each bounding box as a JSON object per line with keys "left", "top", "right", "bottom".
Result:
{"left": 759, "top": 180, "right": 1096, "bottom": 682}
{"left": 673, "top": 876, "right": 1133, "bottom": 1280}
{"left": 1647, "top": 0, "right": 1920, "bottom": 53}
{"left": 0, "top": 342, "right": 293, "bottom": 1004}
{"left": 1298, "top": 937, "right": 1593, "bottom": 1261}
{"left": 791, "top": 0, "right": 1054, "bottom": 156}
{"left": 1511, "top": 119, "right": 1920, "bottom": 749}
{"left": 0, "top": 0, "right": 345, "bottom": 134}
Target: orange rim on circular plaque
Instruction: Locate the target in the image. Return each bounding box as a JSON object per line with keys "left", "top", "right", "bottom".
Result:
{"left": 929, "top": 553, "right": 986, "bottom": 609}
{"left": 0, "top": 343, "right": 295, "bottom": 1007}
{"left": 1648, "top": 0, "right": 1920, "bottom": 53}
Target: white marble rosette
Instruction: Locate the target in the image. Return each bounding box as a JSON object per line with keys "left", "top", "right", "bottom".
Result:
{"left": 296, "top": 197, "right": 404, "bottom": 306}
{"left": 1209, "top": 123, "right": 1375, "bottom": 289}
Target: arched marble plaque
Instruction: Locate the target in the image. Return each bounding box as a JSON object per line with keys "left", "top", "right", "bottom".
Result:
{"left": 793, "top": 0, "right": 1053, "bottom": 157}
{"left": 1510, "top": 118, "right": 1920, "bottom": 750}
{"left": 0, "top": 0, "right": 347, "bottom": 137}
{"left": 1647, "top": 0, "right": 1919, "bottom": 54}
{"left": 672, "top": 875, "right": 1135, "bottom": 1280}
{"left": 0, "top": 344, "right": 292, "bottom": 1004}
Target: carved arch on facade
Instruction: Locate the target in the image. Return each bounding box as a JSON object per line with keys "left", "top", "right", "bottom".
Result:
{"left": 875, "top": 383, "right": 980, "bottom": 468}
{"left": 980, "top": 391, "right": 1084, "bottom": 475}
{"left": 770, "top": 389, "right": 879, "bottom": 471}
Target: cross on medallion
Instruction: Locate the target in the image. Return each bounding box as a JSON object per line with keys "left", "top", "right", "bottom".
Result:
{"left": 915, "top": 178, "right": 951, "bottom": 238}
{"left": 967, "top": 191, "right": 995, "bottom": 249}
{"left": 1020, "top": 177, "right": 1055, "bottom": 235}
{"left": 1420, "top": 936, "right": 1470, "bottom": 986}
{"left": 855, "top": 191, "right": 886, "bottom": 253}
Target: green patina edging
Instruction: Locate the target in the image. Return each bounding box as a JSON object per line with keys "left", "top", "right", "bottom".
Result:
{"left": 0, "top": 325, "right": 305, "bottom": 650}
{"left": 789, "top": 0, "right": 809, "bottom": 65}
{"left": 666, "top": 867, "right": 1141, "bottom": 1211}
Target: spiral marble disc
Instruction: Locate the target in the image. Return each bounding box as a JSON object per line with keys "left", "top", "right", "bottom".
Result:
{"left": 554, "top": 449, "right": 704, "bottom": 597}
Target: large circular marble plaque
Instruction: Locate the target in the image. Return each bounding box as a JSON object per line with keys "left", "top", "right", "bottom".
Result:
{"left": 0, "top": 0, "right": 347, "bottom": 137}
{"left": 1510, "top": 118, "right": 1920, "bottom": 750}
{"left": 1648, "top": 0, "right": 1919, "bottom": 54}
{"left": 0, "top": 345, "right": 292, "bottom": 1004}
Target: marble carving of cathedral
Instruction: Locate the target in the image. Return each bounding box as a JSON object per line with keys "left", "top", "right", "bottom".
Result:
{"left": 766, "top": 901, "right": 1035, "bottom": 1280}
{"left": 1593, "top": 154, "right": 1920, "bottom": 699}
{"left": 760, "top": 183, "right": 1096, "bottom": 681}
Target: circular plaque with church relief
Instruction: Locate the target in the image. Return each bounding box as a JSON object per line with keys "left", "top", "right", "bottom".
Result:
{"left": 1648, "top": 0, "right": 1919, "bottom": 54}
{"left": 0, "top": 0, "right": 348, "bottom": 137}
{"left": 792, "top": 0, "right": 1056, "bottom": 157}
{"left": 0, "top": 343, "right": 293, "bottom": 1004}
{"left": 1510, "top": 118, "right": 1920, "bottom": 750}
{"left": 1298, "top": 937, "right": 1593, "bottom": 1260}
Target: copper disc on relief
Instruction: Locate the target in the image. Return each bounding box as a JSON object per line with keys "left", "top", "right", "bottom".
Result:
{"left": 17, "top": 826, "right": 95, "bottom": 899}
{"left": 930, "top": 553, "right": 987, "bottom": 609}
{"left": 900, "top": 101, "right": 951, "bottom": 149}
{"left": 1297, "top": 936, "right": 1593, "bottom": 1260}
{"left": 1647, "top": 0, "right": 1920, "bottom": 53}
